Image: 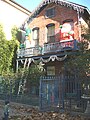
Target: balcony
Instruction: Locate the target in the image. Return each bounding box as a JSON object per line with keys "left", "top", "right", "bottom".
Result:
{"left": 17, "top": 39, "right": 78, "bottom": 58}
{"left": 17, "top": 46, "right": 42, "bottom": 58}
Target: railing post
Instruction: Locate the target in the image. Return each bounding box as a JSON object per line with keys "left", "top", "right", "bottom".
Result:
{"left": 39, "top": 76, "right": 42, "bottom": 110}
{"left": 16, "top": 60, "right": 19, "bottom": 72}
{"left": 73, "top": 39, "right": 78, "bottom": 50}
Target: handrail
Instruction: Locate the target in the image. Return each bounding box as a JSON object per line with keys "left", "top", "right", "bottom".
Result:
{"left": 17, "top": 39, "right": 78, "bottom": 58}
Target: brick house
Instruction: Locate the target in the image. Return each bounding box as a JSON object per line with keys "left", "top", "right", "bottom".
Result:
{"left": 17, "top": 0, "right": 89, "bottom": 74}
{"left": 17, "top": 0, "right": 89, "bottom": 110}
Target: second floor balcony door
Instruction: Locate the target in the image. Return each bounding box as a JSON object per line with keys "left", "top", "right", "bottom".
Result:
{"left": 32, "top": 27, "right": 39, "bottom": 46}
{"left": 47, "top": 23, "right": 55, "bottom": 43}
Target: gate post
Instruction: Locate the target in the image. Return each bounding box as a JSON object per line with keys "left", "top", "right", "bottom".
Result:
{"left": 39, "top": 76, "right": 42, "bottom": 110}
{"left": 59, "top": 75, "right": 65, "bottom": 111}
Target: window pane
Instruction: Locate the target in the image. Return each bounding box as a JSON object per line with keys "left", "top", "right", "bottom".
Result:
{"left": 48, "top": 25, "right": 55, "bottom": 36}
{"left": 46, "top": 7, "right": 55, "bottom": 18}
{"left": 33, "top": 29, "right": 39, "bottom": 40}
{"left": 47, "top": 36, "right": 55, "bottom": 43}
{"left": 47, "top": 24, "right": 55, "bottom": 42}
{"left": 47, "top": 66, "right": 55, "bottom": 75}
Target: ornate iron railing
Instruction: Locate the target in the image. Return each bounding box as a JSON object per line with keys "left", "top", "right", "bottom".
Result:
{"left": 39, "top": 75, "right": 85, "bottom": 112}
{"left": 17, "top": 46, "right": 42, "bottom": 58}
{"left": 17, "top": 39, "right": 78, "bottom": 58}
{"left": 43, "top": 39, "right": 77, "bottom": 54}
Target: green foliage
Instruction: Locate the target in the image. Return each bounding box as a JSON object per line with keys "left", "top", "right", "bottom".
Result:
{"left": 0, "top": 71, "right": 15, "bottom": 94}
{"left": 13, "top": 64, "right": 45, "bottom": 95}
{"left": 0, "top": 24, "right": 19, "bottom": 74}
{"left": 81, "top": 17, "right": 90, "bottom": 41}
{"left": 0, "top": 24, "right": 6, "bottom": 40}
{"left": 0, "top": 24, "right": 9, "bottom": 74}
{"left": 26, "top": 64, "right": 45, "bottom": 86}
{"left": 0, "top": 25, "right": 44, "bottom": 95}
{"left": 17, "top": 63, "right": 45, "bottom": 86}
{"left": 1, "top": 64, "right": 45, "bottom": 95}
{"left": 65, "top": 18, "right": 90, "bottom": 78}
{"left": 65, "top": 50, "right": 90, "bottom": 77}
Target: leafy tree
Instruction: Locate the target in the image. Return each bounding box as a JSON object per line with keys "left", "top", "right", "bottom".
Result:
{"left": 11, "top": 26, "right": 20, "bottom": 71}
{"left": 0, "top": 24, "right": 9, "bottom": 74}
{"left": 0, "top": 24, "right": 19, "bottom": 74}
{"left": 0, "top": 24, "right": 20, "bottom": 96}
{"left": 64, "top": 19, "right": 90, "bottom": 96}
{"left": 12, "top": 63, "right": 45, "bottom": 95}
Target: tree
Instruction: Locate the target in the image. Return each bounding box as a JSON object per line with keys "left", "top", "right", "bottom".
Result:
{"left": 0, "top": 24, "right": 20, "bottom": 97}
{"left": 16, "top": 63, "right": 45, "bottom": 95}
{"left": 11, "top": 26, "right": 19, "bottom": 71}
{"left": 0, "top": 24, "right": 9, "bottom": 74}
{"left": 64, "top": 20, "right": 90, "bottom": 96}
{"left": 65, "top": 17, "right": 90, "bottom": 77}
{"left": 0, "top": 24, "right": 19, "bottom": 74}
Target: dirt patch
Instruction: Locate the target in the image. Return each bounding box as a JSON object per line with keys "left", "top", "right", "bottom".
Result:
{"left": 0, "top": 100, "right": 90, "bottom": 120}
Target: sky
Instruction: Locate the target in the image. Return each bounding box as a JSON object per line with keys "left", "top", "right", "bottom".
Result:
{"left": 15, "top": 0, "right": 90, "bottom": 12}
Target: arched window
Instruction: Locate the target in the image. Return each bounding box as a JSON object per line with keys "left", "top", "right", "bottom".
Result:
{"left": 46, "top": 23, "right": 55, "bottom": 43}
{"left": 32, "top": 27, "right": 39, "bottom": 46}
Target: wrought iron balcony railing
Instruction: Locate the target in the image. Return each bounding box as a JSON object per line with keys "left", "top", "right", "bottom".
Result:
{"left": 17, "top": 46, "right": 42, "bottom": 58}
{"left": 17, "top": 39, "right": 78, "bottom": 58}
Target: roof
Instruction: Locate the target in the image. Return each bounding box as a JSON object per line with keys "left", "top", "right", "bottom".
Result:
{"left": 2, "top": 0, "right": 31, "bottom": 15}
{"left": 34, "top": 0, "right": 88, "bottom": 13}
{"left": 20, "top": 0, "right": 90, "bottom": 30}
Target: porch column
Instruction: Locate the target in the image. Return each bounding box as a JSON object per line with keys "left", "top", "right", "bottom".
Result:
{"left": 16, "top": 60, "right": 19, "bottom": 72}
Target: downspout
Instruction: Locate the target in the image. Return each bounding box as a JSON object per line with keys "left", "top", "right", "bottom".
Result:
{"left": 77, "top": 10, "right": 81, "bottom": 41}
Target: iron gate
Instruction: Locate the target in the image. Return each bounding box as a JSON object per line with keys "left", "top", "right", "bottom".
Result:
{"left": 39, "top": 75, "right": 83, "bottom": 111}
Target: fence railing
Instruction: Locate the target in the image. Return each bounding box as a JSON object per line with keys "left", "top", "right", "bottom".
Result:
{"left": 17, "top": 39, "right": 78, "bottom": 58}
{"left": 0, "top": 75, "right": 89, "bottom": 112}
{"left": 17, "top": 46, "right": 42, "bottom": 58}
{"left": 0, "top": 93, "right": 39, "bottom": 106}
{"left": 39, "top": 75, "right": 88, "bottom": 112}
{"left": 43, "top": 39, "right": 77, "bottom": 54}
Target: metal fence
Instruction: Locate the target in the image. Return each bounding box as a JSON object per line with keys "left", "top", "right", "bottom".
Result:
{"left": 39, "top": 75, "right": 89, "bottom": 112}
{"left": 0, "top": 93, "right": 39, "bottom": 106}
{"left": 0, "top": 77, "right": 39, "bottom": 106}
{"left": 0, "top": 75, "right": 89, "bottom": 112}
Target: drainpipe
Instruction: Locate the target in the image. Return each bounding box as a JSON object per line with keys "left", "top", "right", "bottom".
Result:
{"left": 77, "top": 10, "right": 81, "bottom": 41}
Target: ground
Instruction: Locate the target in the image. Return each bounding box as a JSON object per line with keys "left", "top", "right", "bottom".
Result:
{"left": 0, "top": 100, "right": 90, "bottom": 120}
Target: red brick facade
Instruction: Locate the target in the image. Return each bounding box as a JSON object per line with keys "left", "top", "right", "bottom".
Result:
{"left": 17, "top": 1, "right": 89, "bottom": 75}
{"left": 29, "top": 3, "right": 80, "bottom": 46}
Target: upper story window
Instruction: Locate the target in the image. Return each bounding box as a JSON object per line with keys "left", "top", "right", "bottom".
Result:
{"left": 32, "top": 27, "right": 39, "bottom": 40}
{"left": 46, "top": 23, "right": 55, "bottom": 43}
{"left": 63, "top": 19, "right": 73, "bottom": 24}
{"left": 32, "top": 27, "right": 39, "bottom": 46}
{"left": 45, "top": 7, "right": 55, "bottom": 18}
{"left": 47, "top": 66, "right": 55, "bottom": 76}
{"left": 17, "top": 30, "right": 25, "bottom": 42}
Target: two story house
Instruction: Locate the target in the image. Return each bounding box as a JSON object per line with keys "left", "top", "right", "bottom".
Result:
{"left": 17, "top": 0, "right": 89, "bottom": 74}
{"left": 16, "top": 0, "right": 89, "bottom": 110}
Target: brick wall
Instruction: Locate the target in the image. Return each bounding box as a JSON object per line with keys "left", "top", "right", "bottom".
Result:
{"left": 45, "top": 60, "right": 63, "bottom": 75}
{"left": 29, "top": 3, "right": 80, "bottom": 46}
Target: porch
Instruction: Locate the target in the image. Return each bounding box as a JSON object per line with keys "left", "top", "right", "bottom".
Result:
{"left": 17, "top": 39, "right": 78, "bottom": 58}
